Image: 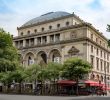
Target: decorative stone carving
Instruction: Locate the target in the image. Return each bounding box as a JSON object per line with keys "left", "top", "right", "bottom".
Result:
{"left": 68, "top": 46, "right": 79, "bottom": 55}
{"left": 70, "top": 31, "right": 77, "bottom": 39}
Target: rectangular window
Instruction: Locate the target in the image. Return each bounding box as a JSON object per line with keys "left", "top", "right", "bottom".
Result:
{"left": 100, "top": 40, "right": 102, "bottom": 45}
{"left": 100, "top": 60, "right": 103, "bottom": 71}
{"left": 104, "top": 61, "right": 106, "bottom": 72}
{"left": 50, "top": 35, "right": 54, "bottom": 42}
{"left": 91, "top": 34, "right": 93, "bottom": 40}
{"left": 90, "top": 55, "right": 94, "bottom": 67}
{"left": 96, "top": 38, "right": 98, "bottom": 43}
{"left": 107, "top": 62, "right": 109, "bottom": 73}
{"left": 96, "top": 58, "right": 99, "bottom": 70}
{"left": 20, "top": 40, "right": 23, "bottom": 47}
{"left": 26, "top": 39, "right": 29, "bottom": 47}
{"left": 91, "top": 45, "right": 93, "bottom": 53}
{"left": 96, "top": 48, "right": 99, "bottom": 56}
{"left": 37, "top": 37, "right": 41, "bottom": 44}
{"left": 42, "top": 36, "right": 47, "bottom": 44}
{"left": 30, "top": 38, "right": 34, "bottom": 45}
{"left": 104, "top": 52, "right": 106, "bottom": 59}
{"left": 100, "top": 50, "right": 102, "bottom": 57}
{"left": 55, "top": 34, "right": 60, "bottom": 42}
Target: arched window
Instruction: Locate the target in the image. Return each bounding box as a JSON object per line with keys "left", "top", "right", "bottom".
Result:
{"left": 49, "top": 25, "right": 52, "bottom": 30}
{"left": 28, "top": 56, "right": 31, "bottom": 65}
{"left": 28, "top": 56, "right": 34, "bottom": 65}
{"left": 41, "top": 27, "right": 44, "bottom": 31}
{"left": 57, "top": 24, "right": 60, "bottom": 28}
{"left": 66, "top": 21, "right": 69, "bottom": 26}
{"left": 96, "top": 74, "right": 99, "bottom": 81}
{"left": 20, "top": 32, "right": 23, "bottom": 36}
{"left": 27, "top": 30, "right": 30, "bottom": 35}
{"left": 90, "top": 74, "right": 95, "bottom": 80}
{"left": 34, "top": 29, "right": 37, "bottom": 33}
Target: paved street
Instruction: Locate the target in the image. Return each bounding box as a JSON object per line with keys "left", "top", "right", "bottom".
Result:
{"left": 0, "top": 94, "right": 110, "bottom": 100}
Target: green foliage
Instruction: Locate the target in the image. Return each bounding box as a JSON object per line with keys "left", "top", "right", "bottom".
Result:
{"left": 25, "top": 64, "right": 41, "bottom": 82}
{"left": 46, "top": 62, "right": 63, "bottom": 81}
{"left": 107, "top": 24, "right": 110, "bottom": 32}
{"left": 0, "top": 71, "right": 13, "bottom": 85}
{"left": 62, "top": 58, "right": 92, "bottom": 80}
{"left": 0, "top": 28, "right": 18, "bottom": 72}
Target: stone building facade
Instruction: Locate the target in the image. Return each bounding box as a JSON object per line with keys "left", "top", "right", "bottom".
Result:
{"left": 13, "top": 11, "right": 110, "bottom": 86}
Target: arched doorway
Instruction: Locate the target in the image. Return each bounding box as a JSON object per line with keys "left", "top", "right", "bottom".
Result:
{"left": 90, "top": 74, "right": 95, "bottom": 80}
{"left": 96, "top": 74, "right": 100, "bottom": 81}
{"left": 24, "top": 52, "right": 35, "bottom": 66}
{"left": 49, "top": 49, "right": 61, "bottom": 63}
{"left": 37, "top": 51, "right": 47, "bottom": 66}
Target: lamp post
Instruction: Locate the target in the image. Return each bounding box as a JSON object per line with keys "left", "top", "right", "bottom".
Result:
{"left": 104, "top": 62, "right": 107, "bottom": 94}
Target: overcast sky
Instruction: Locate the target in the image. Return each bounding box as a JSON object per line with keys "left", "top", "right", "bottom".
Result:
{"left": 0, "top": 0, "right": 110, "bottom": 38}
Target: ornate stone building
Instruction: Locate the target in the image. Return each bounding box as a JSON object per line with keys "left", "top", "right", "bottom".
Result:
{"left": 13, "top": 11, "right": 110, "bottom": 86}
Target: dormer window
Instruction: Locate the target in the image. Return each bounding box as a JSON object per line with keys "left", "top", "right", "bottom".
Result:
{"left": 27, "top": 30, "right": 30, "bottom": 35}
{"left": 66, "top": 21, "right": 69, "bottom": 26}
{"left": 49, "top": 25, "right": 52, "bottom": 30}
{"left": 41, "top": 27, "right": 44, "bottom": 31}
{"left": 57, "top": 24, "right": 60, "bottom": 28}
{"left": 34, "top": 29, "right": 37, "bottom": 33}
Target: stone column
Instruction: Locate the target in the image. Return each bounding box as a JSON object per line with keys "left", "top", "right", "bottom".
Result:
{"left": 34, "top": 38, "right": 37, "bottom": 45}
{"left": 47, "top": 35, "right": 50, "bottom": 43}
{"left": 23, "top": 39, "right": 26, "bottom": 47}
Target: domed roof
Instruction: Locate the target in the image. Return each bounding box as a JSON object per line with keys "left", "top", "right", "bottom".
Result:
{"left": 22, "top": 11, "right": 71, "bottom": 27}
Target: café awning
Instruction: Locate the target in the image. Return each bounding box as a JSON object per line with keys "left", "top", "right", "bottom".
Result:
{"left": 57, "top": 80, "right": 76, "bottom": 85}
{"left": 84, "top": 80, "right": 101, "bottom": 86}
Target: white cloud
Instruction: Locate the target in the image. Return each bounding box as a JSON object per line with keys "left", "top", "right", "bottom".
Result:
{"left": 0, "top": 0, "right": 110, "bottom": 38}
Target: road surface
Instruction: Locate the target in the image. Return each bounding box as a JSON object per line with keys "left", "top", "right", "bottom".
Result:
{"left": 0, "top": 94, "right": 110, "bottom": 100}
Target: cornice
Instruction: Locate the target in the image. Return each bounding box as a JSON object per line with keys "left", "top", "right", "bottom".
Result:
{"left": 13, "top": 24, "right": 85, "bottom": 40}
{"left": 17, "top": 37, "right": 110, "bottom": 53}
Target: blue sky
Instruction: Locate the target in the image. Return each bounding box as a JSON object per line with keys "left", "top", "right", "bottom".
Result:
{"left": 0, "top": 0, "right": 110, "bottom": 37}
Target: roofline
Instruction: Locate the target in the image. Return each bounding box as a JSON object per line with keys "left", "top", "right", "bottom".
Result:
{"left": 17, "top": 13, "right": 84, "bottom": 30}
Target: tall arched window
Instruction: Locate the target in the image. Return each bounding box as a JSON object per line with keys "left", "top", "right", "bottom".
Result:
{"left": 28, "top": 56, "right": 34, "bottom": 65}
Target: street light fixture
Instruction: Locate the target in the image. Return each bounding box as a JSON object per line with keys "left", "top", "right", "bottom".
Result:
{"left": 104, "top": 62, "right": 107, "bottom": 94}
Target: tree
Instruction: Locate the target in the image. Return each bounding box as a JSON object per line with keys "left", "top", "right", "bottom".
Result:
{"left": 107, "top": 24, "right": 110, "bottom": 32}
{"left": 62, "top": 58, "right": 92, "bottom": 95}
{"left": 0, "top": 65, "right": 26, "bottom": 93}
{"left": 46, "top": 62, "right": 63, "bottom": 82}
{"left": 107, "top": 25, "right": 110, "bottom": 47}
{"left": 45, "top": 62, "right": 63, "bottom": 94}
{"left": 0, "top": 28, "right": 18, "bottom": 72}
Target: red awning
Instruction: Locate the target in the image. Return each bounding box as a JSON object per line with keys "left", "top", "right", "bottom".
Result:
{"left": 102, "top": 87, "right": 110, "bottom": 90}
{"left": 85, "top": 80, "right": 100, "bottom": 86}
{"left": 57, "top": 80, "right": 76, "bottom": 85}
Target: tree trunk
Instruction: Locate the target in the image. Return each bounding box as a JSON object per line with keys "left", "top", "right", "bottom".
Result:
{"left": 19, "top": 82, "right": 22, "bottom": 94}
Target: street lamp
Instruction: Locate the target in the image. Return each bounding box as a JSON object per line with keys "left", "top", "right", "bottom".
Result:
{"left": 104, "top": 63, "right": 107, "bottom": 94}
